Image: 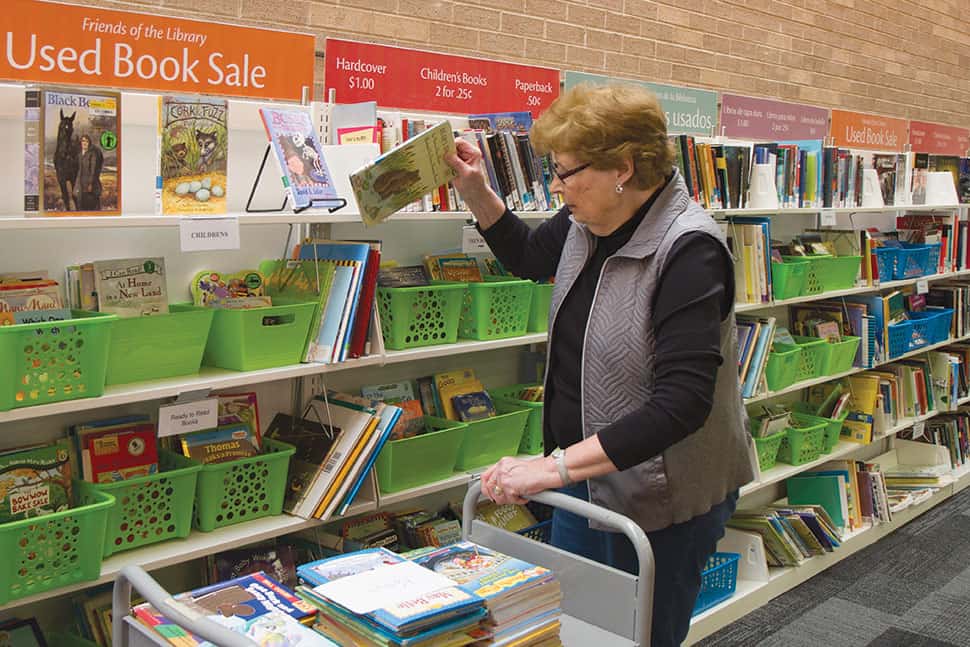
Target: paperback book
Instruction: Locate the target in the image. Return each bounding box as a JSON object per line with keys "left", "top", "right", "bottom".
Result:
{"left": 349, "top": 120, "right": 457, "bottom": 226}
{"left": 259, "top": 106, "right": 339, "bottom": 211}
{"left": 157, "top": 95, "right": 228, "bottom": 215}
{"left": 33, "top": 87, "right": 121, "bottom": 216}
{"left": 92, "top": 257, "right": 168, "bottom": 317}
{"left": 0, "top": 440, "right": 73, "bottom": 524}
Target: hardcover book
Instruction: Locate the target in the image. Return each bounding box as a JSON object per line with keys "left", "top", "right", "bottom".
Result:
{"left": 264, "top": 413, "right": 343, "bottom": 515}
{"left": 157, "top": 95, "right": 228, "bottom": 215}
{"left": 92, "top": 257, "right": 168, "bottom": 317}
{"left": 259, "top": 107, "right": 339, "bottom": 211}
{"left": 37, "top": 88, "right": 121, "bottom": 216}
{"left": 349, "top": 120, "right": 457, "bottom": 226}
{"left": 80, "top": 422, "right": 159, "bottom": 483}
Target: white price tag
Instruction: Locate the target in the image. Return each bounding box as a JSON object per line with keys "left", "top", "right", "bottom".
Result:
{"left": 179, "top": 217, "right": 241, "bottom": 252}
{"left": 912, "top": 420, "right": 926, "bottom": 439}
{"left": 916, "top": 279, "right": 929, "bottom": 294}
{"left": 461, "top": 225, "right": 488, "bottom": 254}
{"left": 158, "top": 397, "right": 219, "bottom": 438}
{"left": 820, "top": 209, "right": 837, "bottom": 226}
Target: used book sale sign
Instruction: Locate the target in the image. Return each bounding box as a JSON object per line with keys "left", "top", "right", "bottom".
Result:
{"left": 325, "top": 38, "right": 560, "bottom": 114}
{"left": 1, "top": 0, "right": 314, "bottom": 100}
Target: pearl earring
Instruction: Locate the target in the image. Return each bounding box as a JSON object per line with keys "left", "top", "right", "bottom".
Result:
{"left": 615, "top": 184, "right": 624, "bottom": 194}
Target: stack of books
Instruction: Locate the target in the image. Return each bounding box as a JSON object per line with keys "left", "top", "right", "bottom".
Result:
{"left": 297, "top": 547, "right": 488, "bottom": 647}
{"left": 268, "top": 390, "right": 402, "bottom": 520}
{"left": 410, "top": 542, "right": 562, "bottom": 647}
{"left": 131, "top": 571, "right": 333, "bottom": 646}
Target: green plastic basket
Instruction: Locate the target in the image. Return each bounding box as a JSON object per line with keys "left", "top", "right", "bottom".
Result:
{"left": 459, "top": 279, "right": 534, "bottom": 340}
{"left": 0, "top": 484, "right": 114, "bottom": 605}
{"left": 792, "top": 404, "right": 849, "bottom": 452}
{"left": 752, "top": 430, "right": 785, "bottom": 472}
{"left": 528, "top": 282, "right": 554, "bottom": 333}
{"left": 783, "top": 255, "right": 863, "bottom": 295}
{"left": 194, "top": 301, "right": 317, "bottom": 371}
{"left": 193, "top": 438, "right": 295, "bottom": 532}
{"left": 771, "top": 260, "right": 810, "bottom": 301}
{"left": 790, "top": 336, "right": 829, "bottom": 381}
{"left": 105, "top": 306, "right": 214, "bottom": 385}
{"left": 777, "top": 417, "right": 827, "bottom": 465}
{"left": 375, "top": 417, "right": 468, "bottom": 493}
{"left": 490, "top": 384, "right": 544, "bottom": 455}
{"left": 454, "top": 403, "right": 531, "bottom": 471}
{"left": 0, "top": 311, "right": 116, "bottom": 411}
{"left": 377, "top": 283, "right": 466, "bottom": 350}
{"left": 764, "top": 344, "right": 801, "bottom": 392}
{"left": 817, "top": 336, "right": 861, "bottom": 375}
{"left": 90, "top": 450, "right": 201, "bottom": 557}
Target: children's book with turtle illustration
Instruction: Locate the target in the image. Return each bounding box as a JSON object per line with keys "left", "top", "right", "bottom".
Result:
{"left": 349, "top": 120, "right": 457, "bottom": 226}
{"left": 156, "top": 95, "right": 228, "bottom": 215}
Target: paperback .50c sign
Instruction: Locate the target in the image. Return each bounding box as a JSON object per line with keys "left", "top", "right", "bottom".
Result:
{"left": 1, "top": 0, "right": 315, "bottom": 100}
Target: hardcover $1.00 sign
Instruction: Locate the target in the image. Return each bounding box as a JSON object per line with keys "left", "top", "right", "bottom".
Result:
{"left": 325, "top": 38, "right": 560, "bottom": 115}
{"left": 1, "top": 0, "right": 314, "bottom": 101}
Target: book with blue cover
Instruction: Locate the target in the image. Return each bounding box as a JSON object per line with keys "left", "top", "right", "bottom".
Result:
{"left": 259, "top": 107, "right": 338, "bottom": 211}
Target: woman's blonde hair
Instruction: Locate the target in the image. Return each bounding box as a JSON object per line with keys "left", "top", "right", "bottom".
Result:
{"left": 531, "top": 83, "right": 674, "bottom": 190}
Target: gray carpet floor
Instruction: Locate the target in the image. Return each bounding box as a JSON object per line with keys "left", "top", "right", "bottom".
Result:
{"left": 697, "top": 485, "right": 970, "bottom": 646}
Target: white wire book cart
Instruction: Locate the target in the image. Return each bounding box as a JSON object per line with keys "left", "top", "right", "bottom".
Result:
{"left": 112, "top": 481, "right": 655, "bottom": 646}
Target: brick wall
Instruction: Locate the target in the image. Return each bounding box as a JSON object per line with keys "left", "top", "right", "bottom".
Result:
{"left": 76, "top": 0, "right": 970, "bottom": 127}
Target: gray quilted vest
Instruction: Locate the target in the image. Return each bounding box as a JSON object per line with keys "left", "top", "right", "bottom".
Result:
{"left": 544, "top": 169, "right": 755, "bottom": 532}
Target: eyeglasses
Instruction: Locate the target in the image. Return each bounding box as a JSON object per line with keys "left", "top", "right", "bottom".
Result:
{"left": 553, "top": 161, "right": 591, "bottom": 183}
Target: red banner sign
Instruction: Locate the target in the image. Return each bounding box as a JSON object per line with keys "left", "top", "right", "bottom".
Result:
{"left": 324, "top": 38, "right": 560, "bottom": 115}
{"left": 0, "top": 0, "right": 315, "bottom": 101}
{"left": 910, "top": 120, "right": 970, "bottom": 156}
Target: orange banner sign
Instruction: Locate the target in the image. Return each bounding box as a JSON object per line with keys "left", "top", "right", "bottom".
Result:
{"left": 909, "top": 121, "right": 970, "bottom": 156}
{"left": 830, "top": 109, "right": 907, "bottom": 151}
{"left": 1, "top": 0, "right": 314, "bottom": 101}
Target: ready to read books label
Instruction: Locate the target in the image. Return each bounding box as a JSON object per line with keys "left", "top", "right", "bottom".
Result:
{"left": 159, "top": 398, "right": 218, "bottom": 437}
{"left": 179, "top": 217, "right": 241, "bottom": 252}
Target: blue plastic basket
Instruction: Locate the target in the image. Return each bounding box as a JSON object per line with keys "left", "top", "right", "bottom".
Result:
{"left": 872, "top": 247, "right": 896, "bottom": 282}
{"left": 692, "top": 552, "right": 741, "bottom": 615}
{"left": 887, "top": 308, "right": 954, "bottom": 357}
{"left": 516, "top": 501, "right": 553, "bottom": 543}
{"left": 895, "top": 243, "right": 940, "bottom": 279}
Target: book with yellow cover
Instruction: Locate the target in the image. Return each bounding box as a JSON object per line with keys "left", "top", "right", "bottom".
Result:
{"left": 349, "top": 120, "right": 457, "bottom": 227}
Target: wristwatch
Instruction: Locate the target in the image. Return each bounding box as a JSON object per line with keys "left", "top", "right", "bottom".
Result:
{"left": 552, "top": 448, "right": 574, "bottom": 488}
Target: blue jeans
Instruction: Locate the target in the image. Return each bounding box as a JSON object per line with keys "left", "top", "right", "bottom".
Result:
{"left": 550, "top": 481, "right": 738, "bottom": 647}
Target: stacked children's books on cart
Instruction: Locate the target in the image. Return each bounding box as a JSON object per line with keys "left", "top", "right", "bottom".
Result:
{"left": 411, "top": 542, "right": 562, "bottom": 647}
{"left": 296, "top": 547, "right": 487, "bottom": 646}
{"left": 130, "top": 571, "right": 335, "bottom": 646}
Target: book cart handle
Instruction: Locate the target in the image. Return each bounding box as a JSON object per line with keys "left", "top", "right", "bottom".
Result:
{"left": 113, "top": 565, "right": 259, "bottom": 647}
{"left": 463, "top": 480, "right": 654, "bottom": 647}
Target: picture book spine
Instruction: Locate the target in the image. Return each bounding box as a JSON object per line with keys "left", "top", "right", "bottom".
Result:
{"left": 24, "top": 89, "right": 41, "bottom": 214}
{"left": 348, "top": 247, "right": 381, "bottom": 359}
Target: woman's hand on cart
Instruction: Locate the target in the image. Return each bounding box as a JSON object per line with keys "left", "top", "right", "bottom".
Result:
{"left": 481, "top": 455, "right": 561, "bottom": 505}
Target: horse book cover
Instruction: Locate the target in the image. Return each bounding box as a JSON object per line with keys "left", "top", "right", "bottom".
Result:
{"left": 30, "top": 87, "right": 121, "bottom": 216}
{"left": 156, "top": 95, "right": 228, "bottom": 215}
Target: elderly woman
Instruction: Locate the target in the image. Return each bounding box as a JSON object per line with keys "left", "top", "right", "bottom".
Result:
{"left": 446, "top": 84, "right": 754, "bottom": 646}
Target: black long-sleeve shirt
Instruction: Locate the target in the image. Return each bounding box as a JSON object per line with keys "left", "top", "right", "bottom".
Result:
{"left": 479, "top": 197, "right": 734, "bottom": 470}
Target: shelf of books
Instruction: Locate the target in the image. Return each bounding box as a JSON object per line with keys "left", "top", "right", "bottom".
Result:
{"left": 0, "top": 334, "right": 547, "bottom": 425}
{"left": 0, "top": 210, "right": 561, "bottom": 230}
{"left": 736, "top": 269, "right": 970, "bottom": 313}
{"left": 688, "top": 468, "right": 967, "bottom": 643}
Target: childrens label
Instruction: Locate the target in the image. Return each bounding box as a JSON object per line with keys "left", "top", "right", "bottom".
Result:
{"left": 461, "top": 225, "right": 488, "bottom": 254}
{"left": 179, "top": 217, "right": 240, "bottom": 252}
{"left": 916, "top": 279, "right": 929, "bottom": 294}
{"left": 158, "top": 397, "right": 218, "bottom": 438}
{"left": 912, "top": 420, "right": 926, "bottom": 439}
{"left": 820, "top": 209, "right": 837, "bottom": 226}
